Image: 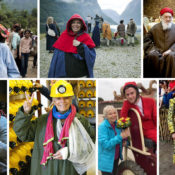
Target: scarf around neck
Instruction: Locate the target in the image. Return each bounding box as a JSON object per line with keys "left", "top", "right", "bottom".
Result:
{"left": 52, "top": 105, "right": 71, "bottom": 119}
{"left": 40, "top": 104, "right": 76, "bottom": 165}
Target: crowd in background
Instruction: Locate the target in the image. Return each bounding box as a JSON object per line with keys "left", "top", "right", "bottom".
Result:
{"left": 46, "top": 15, "right": 137, "bottom": 50}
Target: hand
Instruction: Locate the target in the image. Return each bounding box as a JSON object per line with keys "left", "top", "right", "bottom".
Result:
{"left": 120, "top": 128, "right": 130, "bottom": 139}
{"left": 23, "top": 92, "right": 34, "bottom": 114}
{"left": 53, "top": 149, "right": 63, "bottom": 160}
{"left": 172, "top": 133, "right": 175, "bottom": 140}
{"left": 73, "top": 39, "right": 80, "bottom": 47}
{"left": 162, "top": 49, "right": 171, "bottom": 57}
{"left": 19, "top": 55, "right": 21, "bottom": 59}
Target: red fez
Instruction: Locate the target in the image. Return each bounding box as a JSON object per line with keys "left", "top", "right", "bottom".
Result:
{"left": 160, "top": 7, "right": 173, "bottom": 16}
{"left": 124, "top": 82, "right": 137, "bottom": 89}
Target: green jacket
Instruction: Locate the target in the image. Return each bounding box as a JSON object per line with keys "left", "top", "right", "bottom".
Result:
{"left": 13, "top": 107, "right": 95, "bottom": 175}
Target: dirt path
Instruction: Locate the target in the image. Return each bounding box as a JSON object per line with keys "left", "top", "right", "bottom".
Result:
{"left": 40, "top": 38, "right": 141, "bottom": 78}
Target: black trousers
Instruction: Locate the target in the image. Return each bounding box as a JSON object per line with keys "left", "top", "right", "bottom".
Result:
{"left": 101, "top": 158, "right": 119, "bottom": 175}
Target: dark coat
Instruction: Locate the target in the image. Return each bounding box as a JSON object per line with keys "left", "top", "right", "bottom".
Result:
{"left": 126, "top": 22, "right": 137, "bottom": 36}
{"left": 144, "top": 23, "right": 175, "bottom": 77}
{"left": 92, "top": 21, "right": 100, "bottom": 47}
{"left": 144, "top": 22, "right": 175, "bottom": 54}
{"left": 46, "top": 23, "right": 58, "bottom": 51}
{"left": 117, "top": 24, "right": 125, "bottom": 38}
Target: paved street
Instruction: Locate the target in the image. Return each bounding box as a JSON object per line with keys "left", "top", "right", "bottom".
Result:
{"left": 160, "top": 140, "right": 175, "bottom": 175}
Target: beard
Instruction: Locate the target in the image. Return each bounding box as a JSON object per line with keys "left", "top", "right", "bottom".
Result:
{"left": 161, "top": 20, "right": 172, "bottom": 30}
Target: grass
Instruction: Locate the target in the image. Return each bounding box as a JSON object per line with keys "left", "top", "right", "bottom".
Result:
{"left": 40, "top": 33, "right": 45, "bottom": 40}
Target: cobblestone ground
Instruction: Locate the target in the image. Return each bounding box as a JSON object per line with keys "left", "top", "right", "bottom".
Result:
{"left": 160, "top": 140, "right": 175, "bottom": 175}
{"left": 25, "top": 56, "right": 37, "bottom": 78}
{"left": 40, "top": 38, "right": 141, "bottom": 78}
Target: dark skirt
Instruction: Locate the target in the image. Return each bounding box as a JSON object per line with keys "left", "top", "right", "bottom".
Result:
{"left": 46, "top": 35, "right": 57, "bottom": 51}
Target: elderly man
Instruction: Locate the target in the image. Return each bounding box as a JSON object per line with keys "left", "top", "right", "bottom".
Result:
{"left": 121, "top": 82, "right": 157, "bottom": 151}
{"left": 144, "top": 7, "right": 175, "bottom": 77}
{"left": 14, "top": 80, "right": 95, "bottom": 175}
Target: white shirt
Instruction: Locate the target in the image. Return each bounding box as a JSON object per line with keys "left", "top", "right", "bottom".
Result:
{"left": 135, "top": 97, "right": 144, "bottom": 116}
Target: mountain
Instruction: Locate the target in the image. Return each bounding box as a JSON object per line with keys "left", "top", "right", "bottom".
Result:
{"left": 102, "top": 9, "right": 120, "bottom": 24}
{"left": 40, "top": 0, "right": 117, "bottom": 33}
{"left": 120, "top": 0, "right": 141, "bottom": 25}
{"left": 3, "top": 0, "right": 36, "bottom": 11}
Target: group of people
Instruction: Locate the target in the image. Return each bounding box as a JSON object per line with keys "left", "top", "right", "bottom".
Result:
{"left": 159, "top": 80, "right": 175, "bottom": 164}
{"left": 46, "top": 13, "right": 138, "bottom": 78}
{"left": 98, "top": 82, "right": 157, "bottom": 174}
{"left": 115, "top": 19, "right": 137, "bottom": 46}
{"left": 8, "top": 24, "right": 38, "bottom": 77}
{"left": 159, "top": 80, "right": 175, "bottom": 108}
{"left": 144, "top": 7, "right": 175, "bottom": 78}
{"left": 0, "top": 23, "right": 37, "bottom": 78}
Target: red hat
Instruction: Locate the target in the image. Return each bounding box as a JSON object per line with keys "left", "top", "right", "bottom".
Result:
{"left": 160, "top": 7, "right": 173, "bottom": 16}
{"left": 0, "top": 24, "right": 9, "bottom": 38}
{"left": 123, "top": 82, "right": 137, "bottom": 89}
{"left": 123, "top": 81, "right": 139, "bottom": 97}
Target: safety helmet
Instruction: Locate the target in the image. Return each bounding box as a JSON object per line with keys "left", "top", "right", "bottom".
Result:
{"left": 50, "top": 80, "right": 74, "bottom": 97}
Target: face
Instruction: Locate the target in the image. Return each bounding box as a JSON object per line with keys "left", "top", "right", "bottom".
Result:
{"left": 162, "top": 13, "right": 172, "bottom": 24}
{"left": 52, "top": 97, "right": 72, "bottom": 113}
{"left": 25, "top": 31, "right": 30, "bottom": 38}
{"left": 106, "top": 108, "right": 117, "bottom": 124}
{"left": 125, "top": 87, "right": 137, "bottom": 104}
{"left": 71, "top": 19, "right": 82, "bottom": 33}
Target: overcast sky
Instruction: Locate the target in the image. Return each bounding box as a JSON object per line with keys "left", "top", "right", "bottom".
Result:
{"left": 97, "top": 0, "right": 132, "bottom": 14}
{"left": 98, "top": 79, "right": 157, "bottom": 101}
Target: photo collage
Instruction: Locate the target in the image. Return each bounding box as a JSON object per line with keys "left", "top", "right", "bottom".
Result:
{"left": 0, "top": 0, "right": 175, "bottom": 174}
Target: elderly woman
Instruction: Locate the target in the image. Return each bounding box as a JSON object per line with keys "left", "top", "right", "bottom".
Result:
{"left": 46, "top": 16, "right": 59, "bottom": 53}
{"left": 98, "top": 105, "right": 130, "bottom": 175}
{"left": 48, "top": 14, "right": 96, "bottom": 78}
{"left": 13, "top": 80, "right": 95, "bottom": 175}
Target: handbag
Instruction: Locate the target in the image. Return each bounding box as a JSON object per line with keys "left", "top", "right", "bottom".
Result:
{"left": 47, "top": 24, "right": 56, "bottom": 37}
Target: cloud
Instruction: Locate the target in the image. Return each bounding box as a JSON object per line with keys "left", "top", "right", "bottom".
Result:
{"left": 59, "top": 0, "right": 77, "bottom": 3}
{"left": 98, "top": 79, "right": 156, "bottom": 101}
{"left": 97, "top": 0, "right": 133, "bottom": 14}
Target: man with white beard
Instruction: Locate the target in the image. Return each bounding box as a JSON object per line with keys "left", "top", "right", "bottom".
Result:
{"left": 144, "top": 7, "right": 175, "bottom": 77}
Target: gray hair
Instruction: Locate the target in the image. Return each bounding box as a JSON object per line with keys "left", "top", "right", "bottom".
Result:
{"left": 103, "top": 105, "right": 116, "bottom": 118}
{"left": 47, "top": 17, "right": 54, "bottom": 24}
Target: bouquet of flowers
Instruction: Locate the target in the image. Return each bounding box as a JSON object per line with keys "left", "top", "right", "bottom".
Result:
{"left": 116, "top": 117, "right": 131, "bottom": 129}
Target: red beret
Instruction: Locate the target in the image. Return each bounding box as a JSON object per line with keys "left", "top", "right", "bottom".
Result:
{"left": 123, "top": 82, "right": 137, "bottom": 89}
{"left": 160, "top": 7, "right": 173, "bottom": 16}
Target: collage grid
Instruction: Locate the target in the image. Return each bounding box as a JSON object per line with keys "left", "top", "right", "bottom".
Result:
{"left": 0, "top": 0, "right": 175, "bottom": 174}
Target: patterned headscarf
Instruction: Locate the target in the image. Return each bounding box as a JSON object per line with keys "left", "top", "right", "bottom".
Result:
{"left": 0, "top": 24, "right": 9, "bottom": 38}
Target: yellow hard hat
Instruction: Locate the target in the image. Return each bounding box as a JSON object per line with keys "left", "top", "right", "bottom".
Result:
{"left": 50, "top": 80, "right": 74, "bottom": 97}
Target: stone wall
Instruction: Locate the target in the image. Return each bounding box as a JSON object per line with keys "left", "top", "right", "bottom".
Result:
{"left": 144, "top": 0, "right": 175, "bottom": 18}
